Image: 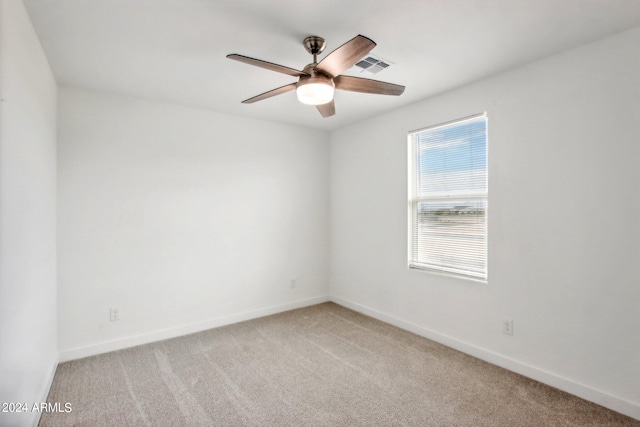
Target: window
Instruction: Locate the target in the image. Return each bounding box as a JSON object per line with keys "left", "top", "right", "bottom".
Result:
{"left": 408, "top": 113, "right": 488, "bottom": 281}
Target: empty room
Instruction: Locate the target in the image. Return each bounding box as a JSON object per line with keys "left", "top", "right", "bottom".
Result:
{"left": 2, "top": 0, "right": 640, "bottom": 425}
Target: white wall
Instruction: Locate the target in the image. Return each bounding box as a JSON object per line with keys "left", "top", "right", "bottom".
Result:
{"left": 57, "top": 87, "right": 330, "bottom": 360}
{"left": 330, "top": 26, "right": 640, "bottom": 419}
{"left": 0, "top": 1, "right": 58, "bottom": 426}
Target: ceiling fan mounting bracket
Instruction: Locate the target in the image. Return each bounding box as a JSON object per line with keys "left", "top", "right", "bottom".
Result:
{"left": 303, "top": 36, "right": 326, "bottom": 62}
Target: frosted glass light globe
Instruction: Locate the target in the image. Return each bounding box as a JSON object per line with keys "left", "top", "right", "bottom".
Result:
{"left": 296, "top": 82, "right": 334, "bottom": 105}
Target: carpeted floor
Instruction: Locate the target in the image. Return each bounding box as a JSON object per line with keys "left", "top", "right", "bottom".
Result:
{"left": 41, "top": 302, "right": 639, "bottom": 426}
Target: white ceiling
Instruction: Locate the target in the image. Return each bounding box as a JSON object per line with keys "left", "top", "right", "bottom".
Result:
{"left": 24, "top": 0, "right": 640, "bottom": 131}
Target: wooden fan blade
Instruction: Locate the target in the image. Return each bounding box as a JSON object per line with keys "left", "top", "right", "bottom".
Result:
{"left": 227, "top": 54, "right": 308, "bottom": 77}
{"left": 242, "top": 83, "right": 297, "bottom": 104}
{"left": 314, "top": 35, "right": 376, "bottom": 78}
{"left": 316, "top": 100, "right": 335, "bottom": 118}
{"left": 334, "top": 75, "right": 405, "bottom": 96}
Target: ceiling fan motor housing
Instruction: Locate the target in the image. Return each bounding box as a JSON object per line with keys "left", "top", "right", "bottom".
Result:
{"left": 297, "top": 64, "right": 335, "bottom": 105}
{"left": 297, "top": 71, "right": 334, "bottom": 90}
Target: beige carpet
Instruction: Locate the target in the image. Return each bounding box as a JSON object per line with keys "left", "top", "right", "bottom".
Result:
{"left": 41, "top": 302, "right": 639, "bottom": 426}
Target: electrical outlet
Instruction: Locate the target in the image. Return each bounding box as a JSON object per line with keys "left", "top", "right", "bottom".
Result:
{"left": 290, "top": 279, "right": 296, "bottom": 289}
{"left": 110, "top": 308, "right": 120, "bottom": 321}
{"left": 503, "top": 318, "right": 513, "bottom": 335}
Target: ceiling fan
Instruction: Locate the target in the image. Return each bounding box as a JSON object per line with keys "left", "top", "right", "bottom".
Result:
{"left": 227, "top": 35, "right": 405, "bottom": 118}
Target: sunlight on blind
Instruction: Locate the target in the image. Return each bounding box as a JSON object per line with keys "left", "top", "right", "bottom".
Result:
{"left": 408, "top": 113, "right": 487, "bottom": 281}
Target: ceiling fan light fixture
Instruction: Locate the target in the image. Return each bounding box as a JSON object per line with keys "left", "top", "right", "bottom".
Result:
{"left": 296, "top": 75, "right": 335, "bottom": 105}
{"left": 228, "top": 34, "right": 404, "bottom": 117}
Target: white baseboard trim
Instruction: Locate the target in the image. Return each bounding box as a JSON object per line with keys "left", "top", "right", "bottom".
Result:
{"left": 59, "top": 295, "right": 330, "bottom": 363}
{"left": 330, "top": 295, "right": 640, "bottom": 421}
{"left": 31, "top": 353, "right": 59, "bottom": 427}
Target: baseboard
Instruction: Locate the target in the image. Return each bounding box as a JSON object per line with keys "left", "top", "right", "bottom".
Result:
{"left": 330, "top": 295, "right": 640, "bottom": 421}
{"left": 31, "top": 353, "right": 59, "bottom": 427}
{"left": 59, "top": 295, "right": 330, "bottom": 362}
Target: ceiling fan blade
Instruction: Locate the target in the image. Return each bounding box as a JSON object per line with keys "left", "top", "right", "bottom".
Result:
{"left": 227, "top": 54, "right": 308, "bottom": 77}
{"left": 241, "top": 83, "right": 298, "bottom": 104}
{"left": 314, "top": 35, "right": 376, "bottom": 78}
{"left": 334, "top": 75, "right": 405, "bottom": 96}
{"left": 316, "top": 100, "right": 335, "bottom": 118}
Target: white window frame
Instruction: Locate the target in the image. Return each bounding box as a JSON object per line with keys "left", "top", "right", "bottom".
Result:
{"left": 407, "top": 113, "right": 488, "bottom": 282}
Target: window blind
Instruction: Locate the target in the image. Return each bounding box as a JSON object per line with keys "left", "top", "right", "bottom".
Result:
{"left": 408, "top": 113, "right": 487, "bottom": 281}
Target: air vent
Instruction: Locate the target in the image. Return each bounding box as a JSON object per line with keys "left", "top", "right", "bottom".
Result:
{"left": 352, "top": 54, "right": 393, "bottom": 74}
